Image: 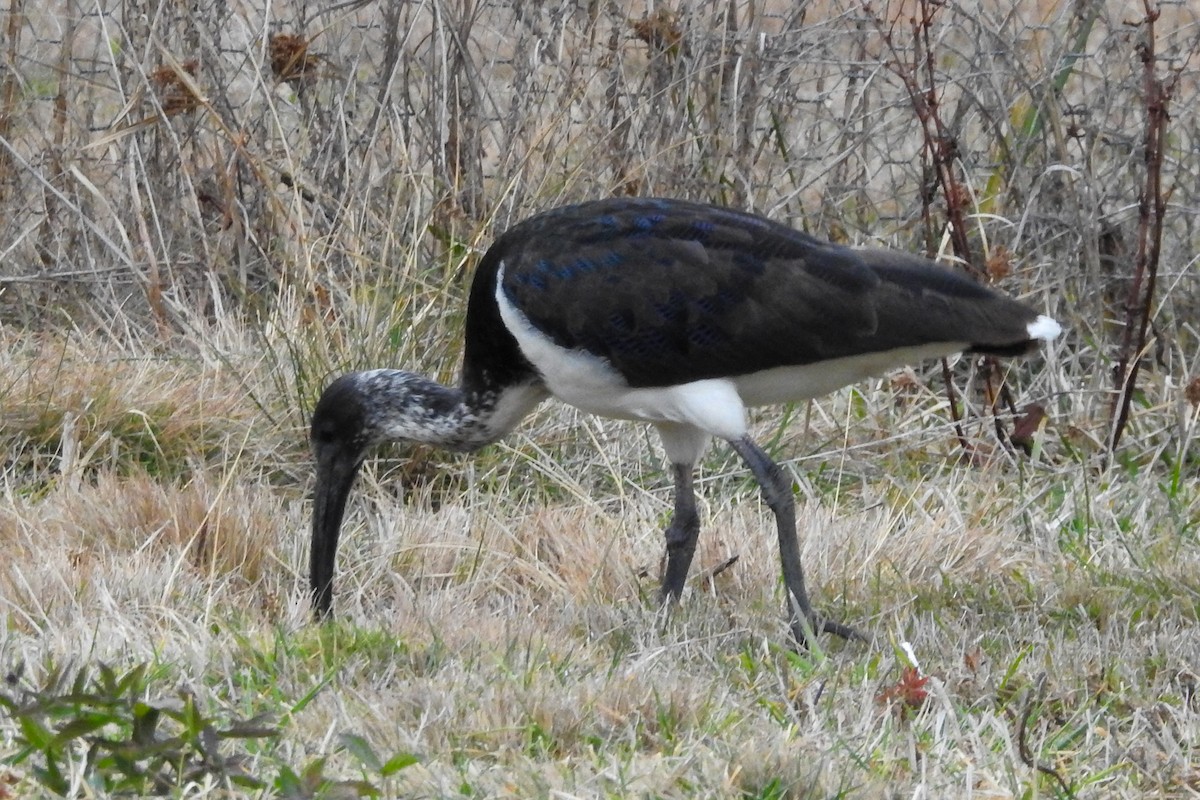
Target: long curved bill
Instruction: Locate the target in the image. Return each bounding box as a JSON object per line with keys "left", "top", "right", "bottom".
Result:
{"left": 310, "top": 441, "right": 364, "bottom": 619}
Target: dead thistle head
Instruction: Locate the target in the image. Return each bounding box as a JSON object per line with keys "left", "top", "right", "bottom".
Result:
{"left": 1186, "top": 376, "right": 1200, "bottom": 407}
{"left": 269, "top": 33, "right": 319, "bottom": 82}
{"left": 631, "top": 10, "right": 686, "bottom": 58}
{"left": 149, "top": 59, "right": 201, "bottom": 115}
{"left": 986, "top": 245, "right": 1014, "bottom": 281}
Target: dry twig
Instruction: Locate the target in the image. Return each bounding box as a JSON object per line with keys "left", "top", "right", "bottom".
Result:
{"left": 1109, "top": 0, "right": 1177, "bottom": 454}
{"left": 1017, "top": 674, "right": 1073, "bottom": 796}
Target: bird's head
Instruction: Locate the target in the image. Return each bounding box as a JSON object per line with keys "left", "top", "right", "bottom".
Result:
{"left": 307, "top": 370, "right": 469, "bottom": 619}
{"left": 309, "top": 373, "right": 374, "bottom": 619}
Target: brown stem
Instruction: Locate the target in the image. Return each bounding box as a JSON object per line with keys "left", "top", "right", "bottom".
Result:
{"left": 1017, "top": 674, "right": 1072, "bottom": 795}
{"left": 1109, "top": 0, "right": 1173, "bottom": 455}
{"left": 876, "top": 0, "right": 1009, "bottom": 456}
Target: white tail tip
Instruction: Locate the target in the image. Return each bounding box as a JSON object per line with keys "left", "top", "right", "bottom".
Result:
{"left": 1027, "top": 315, "right": 1062, "bottom": 342}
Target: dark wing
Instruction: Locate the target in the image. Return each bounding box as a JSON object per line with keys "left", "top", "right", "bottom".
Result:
{"left": 490, "top": 198, "right": 1040, "bottom": 388}
{"left": 850, "top": 248, "right": 1043, "bottom": 357}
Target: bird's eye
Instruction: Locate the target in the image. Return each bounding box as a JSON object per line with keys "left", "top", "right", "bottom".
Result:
{"left": 312, "top": 423, "right": 339, "bottom": 444}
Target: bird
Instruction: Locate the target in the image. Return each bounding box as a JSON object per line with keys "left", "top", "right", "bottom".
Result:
{"left": 307, "top": 197, "right": 1061, "bottom": 645}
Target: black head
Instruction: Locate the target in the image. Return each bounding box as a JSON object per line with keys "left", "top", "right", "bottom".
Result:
{"left": 311, "top": 374, "right": 371, "bottom": 457}
{"left": 309, "top": 374, "right": 372, "bottom": 619}
{"left": 308, "top": 369, "right": 473, "bottom": 618}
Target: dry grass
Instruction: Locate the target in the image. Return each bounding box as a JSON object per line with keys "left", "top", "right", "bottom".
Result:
{"left": 2, "top": 0, "right": 1199, "bottom": 796}
{"left": 3, "top": 435, "right": 1198, "bottom": 795}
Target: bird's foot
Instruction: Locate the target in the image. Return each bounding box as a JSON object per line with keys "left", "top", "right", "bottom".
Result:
{"left": 817, "top": 617, "right": 866, "bottom": 642}
{"left": 789, "top": 614, "right": 867, "bottom": 650}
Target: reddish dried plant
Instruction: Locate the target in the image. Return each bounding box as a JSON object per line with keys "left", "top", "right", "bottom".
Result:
{"left": 631, "top": 9, "right": 685, "bottom": 58}
{"left": 877, "top": 667, "right": 931, "bottom": 719}
{"left": 1010, "top": 403, "right": 1049, "bottom": 455}
{"left": 889, "top": 369, "right": 922, "bottom": 406}
{"left": 985, "top": 245, "right": 1014, "bottom": 281}
{"left": 1186, "top": 376, "right": 1200, "bottom": 407}
{"left": 269, "top": 33, "right": 318, "bottom": 82}
{"left": 149, "top": 59, "right": 201, "bottom": 115}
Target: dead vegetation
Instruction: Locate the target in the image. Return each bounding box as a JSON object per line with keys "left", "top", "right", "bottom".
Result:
{"left": 0, "top": 0, "right": 1198, "bottom": 796}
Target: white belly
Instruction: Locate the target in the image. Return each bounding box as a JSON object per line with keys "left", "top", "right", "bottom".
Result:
{"left": 731, "top": 341, "right": 967, "bottom": 405}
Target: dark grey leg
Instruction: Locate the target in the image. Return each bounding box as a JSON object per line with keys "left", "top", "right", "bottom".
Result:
{"left": 728, "top": 435, "right": 863, "bottom": 647}
{"left": 659, "top": 463, "right": 700, "bottom": 603}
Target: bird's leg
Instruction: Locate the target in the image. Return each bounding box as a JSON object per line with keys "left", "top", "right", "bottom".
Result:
{"left": 728, "top": 436, "right": 863, "bottom": 647}
{"left": 659, "top": 462, "right": 700, "bottom": 603}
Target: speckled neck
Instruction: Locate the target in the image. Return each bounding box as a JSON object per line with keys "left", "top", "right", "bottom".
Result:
{"left": 352, "top": 369, "right": 546, "bottom": 452}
